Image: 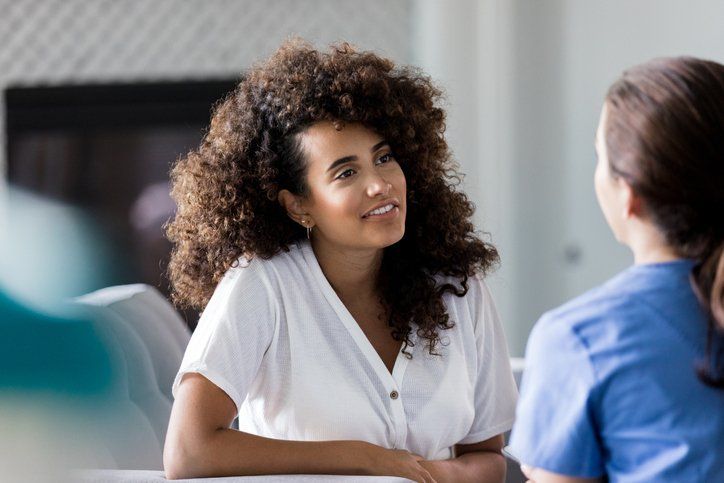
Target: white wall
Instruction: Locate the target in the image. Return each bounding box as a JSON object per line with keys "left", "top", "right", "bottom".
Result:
{"left": 559, "top": 0, "right": 724, "bottom": 301}
{"left": 412, "top": 0, "right": 521, "bottom": 352}
{"left": 413, "top": 0, "right": 724, "bottom": 356}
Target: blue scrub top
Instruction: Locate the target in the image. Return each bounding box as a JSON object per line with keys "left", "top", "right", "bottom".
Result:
{"left": 509, "top": 260, "right": 724, "bottom": 482}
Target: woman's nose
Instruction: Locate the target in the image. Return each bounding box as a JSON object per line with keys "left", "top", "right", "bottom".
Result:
{"left": 366, "top": 174, "right": 392, "bottom": 197}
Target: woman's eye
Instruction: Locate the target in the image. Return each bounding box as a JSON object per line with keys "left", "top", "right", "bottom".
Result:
{"left": 336, "top": 169, "right": 355, "bottom": 180}
{"left": 376, "top": 153, "right": 395, "bottom": 165}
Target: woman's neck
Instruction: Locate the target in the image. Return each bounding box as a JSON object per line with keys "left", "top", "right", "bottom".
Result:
{"left": 632, "top": 246, "right": 682, "bottom": 265}
{"left": 310, "top": 236, "right": 383, "bottom": 300}
{"left": 626, "top": 221, "right": 682, "bottom": 265}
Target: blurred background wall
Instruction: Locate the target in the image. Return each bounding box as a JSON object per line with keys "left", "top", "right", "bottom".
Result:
{"left": 414, "top": 0, "right": 724, "bottom": 354}
{"left": 0, "top": 0, "right": 412, "bottom": 316}
{"left": 1, "top": 0, "right": 723, "bottom": 355}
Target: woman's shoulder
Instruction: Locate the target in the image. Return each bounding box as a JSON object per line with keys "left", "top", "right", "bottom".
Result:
{"left": 224, "top": 242, "right": 306, "bottom": 280}
{"left": 528, "top": 269, "right": 660, "bottom": 367}
{"left": 211, "top": 242, "right": 307, "bottom": 305}
{"left": 434, "top": 271, "right": 491, "bottom": 301}
{"left": 435, "top": 272, "right": 498, "bottom": 330}
{"left": 539, "top": 268, "right": 648, "bottom": 331}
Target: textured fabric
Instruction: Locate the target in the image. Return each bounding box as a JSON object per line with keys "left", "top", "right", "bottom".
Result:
{"left": 173, "top": 240, "right": 517, "bottom": 460}
{"left": 509, "top": 260, "right": 724, "bottom": 481}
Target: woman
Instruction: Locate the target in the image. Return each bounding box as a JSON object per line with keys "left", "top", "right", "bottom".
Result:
{"left": 163, "top": 40, "right": 518, "bottom": 482}
{"left": 509, "top": 56, "right": 724, "bottom": 482}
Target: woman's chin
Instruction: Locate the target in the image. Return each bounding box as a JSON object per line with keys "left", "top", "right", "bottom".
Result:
{"left": 374, "top": 227, "right": 406, "bottom": 249}
{"left": 321, "top": 223, "right": 405, "bottom": 250}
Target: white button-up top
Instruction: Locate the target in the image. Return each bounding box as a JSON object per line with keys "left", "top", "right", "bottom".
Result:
{"left": 173, "top": 240, "right": 517, "bottom": 460}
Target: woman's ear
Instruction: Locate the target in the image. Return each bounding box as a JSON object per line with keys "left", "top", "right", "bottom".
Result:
{"left": 619, "top": 179, "right": 642, "bottom": 220}
{"left": 278, "top": 189, "right": 311, "bottom": 226}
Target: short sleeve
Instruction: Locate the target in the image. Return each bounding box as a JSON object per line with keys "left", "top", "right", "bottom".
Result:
{"left": 508, "top": 313, "right": 605, "bottom": 477}
{"left": 457, "top": 277, "right": 519, "bottom": 445}
{"left": 171, "top": 259, "right": 277, "bottom": 413}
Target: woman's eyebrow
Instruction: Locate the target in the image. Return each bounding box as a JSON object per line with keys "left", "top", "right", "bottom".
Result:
{"left": 326, "top": 155, "right": 356, "bottom": 173}
{"left": 371, "top": 140, "right": 389, "bottom": 152}
{"left": 326, "top": 140, "right": 390, "bottom": 173}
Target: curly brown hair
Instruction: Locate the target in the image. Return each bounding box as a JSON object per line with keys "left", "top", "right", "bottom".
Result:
{"left": 166, "top": 39, "right": 498, "bottom": 355}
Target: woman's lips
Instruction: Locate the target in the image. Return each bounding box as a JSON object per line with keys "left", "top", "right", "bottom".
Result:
{"left": 362, "top": 205, "right": 400, "bottom": 220}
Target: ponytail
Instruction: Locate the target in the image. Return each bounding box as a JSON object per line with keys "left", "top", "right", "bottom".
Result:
{"left": 692, "top": 240, "right": 724, "bottom": 387}
{"left": 604, "top": 56, "right": 724, "bottom": 389}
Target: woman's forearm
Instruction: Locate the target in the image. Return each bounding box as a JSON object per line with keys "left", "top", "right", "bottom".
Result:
{"left": 165, "top": 428, "right": 373, "bottom": 479}
{"left": 419, "top": 451, "right": 506, "bottom": 483}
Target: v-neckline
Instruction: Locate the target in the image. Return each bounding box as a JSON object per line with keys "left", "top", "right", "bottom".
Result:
{"left": 300, "top": 240, "right": 414, "bottom": 386}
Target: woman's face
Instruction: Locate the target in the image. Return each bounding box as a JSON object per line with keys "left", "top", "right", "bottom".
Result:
{"left": 295, "top": 121, "right": 407, "bottom": 250}
{"left": 594, "top": 103, "right": 626, "bottom": 242}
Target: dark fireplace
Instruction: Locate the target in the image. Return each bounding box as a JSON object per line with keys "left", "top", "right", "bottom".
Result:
{"left": 5, "top": 79, "right": 237, "bottom": 326}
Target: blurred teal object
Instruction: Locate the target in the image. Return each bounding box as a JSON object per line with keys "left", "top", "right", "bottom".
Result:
{"left": 1, "top": 188, "right": 123, "bottom": 311}
{"left": 0, "top": 287, "right": 113, "bottom": 396}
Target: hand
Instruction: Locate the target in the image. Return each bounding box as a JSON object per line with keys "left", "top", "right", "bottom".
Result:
{"left": 363, "top": 444, "right": 438, "bottom": 483}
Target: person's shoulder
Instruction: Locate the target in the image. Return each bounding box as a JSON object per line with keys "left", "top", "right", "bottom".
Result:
{"left": 541, "top": 270, "right": 643, "bottom": 331}
{"left": 225, "top": 242, "right": 305, "bottom": 281}
{"left": 435, "top": 272, "right": 498, "bottom": 333}
{"left": 435, "top": 271, "right": 492, "bottom": 303}
{"left": 530, "top": 269, "right": 650, "bottom": 363}
{"left": 200, "top": 245, "right": 309, "bottom": 324}
{"left": 209, "top": 247, "right": 295, "bottom": 309}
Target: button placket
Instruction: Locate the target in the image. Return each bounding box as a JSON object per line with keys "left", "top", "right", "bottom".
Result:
{"left": 388, "top": 337, "right": 415, "bottom": 450}
{"left": 387, "top": 384, "right": 407, "bottom": 449}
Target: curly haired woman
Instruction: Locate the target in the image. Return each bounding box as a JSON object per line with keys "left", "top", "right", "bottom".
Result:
{"left": 163, "top": 40, "right": 518, "bottom": 482}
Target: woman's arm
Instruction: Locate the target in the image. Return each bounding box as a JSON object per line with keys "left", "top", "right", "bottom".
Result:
{"left": 163, "top": 373, "right": 437, "bottom": 482}
{"left": 417, "top": 435, "right": 506, "bottom": 483}
{"left": 520, "top": 465, "right": 602, "bottom": 483}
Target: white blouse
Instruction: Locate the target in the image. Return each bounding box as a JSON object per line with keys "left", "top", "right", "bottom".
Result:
{"left": 172, "top": 240, "right": 518, "bottom": 460}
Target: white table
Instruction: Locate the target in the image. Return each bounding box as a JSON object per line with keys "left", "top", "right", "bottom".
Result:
{"left": 74, "top": 470, "right": 413, "bottom": 482}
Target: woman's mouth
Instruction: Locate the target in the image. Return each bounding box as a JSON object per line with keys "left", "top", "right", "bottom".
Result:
{"left": 362, "top": 203, "right": 399, "bottom": 219}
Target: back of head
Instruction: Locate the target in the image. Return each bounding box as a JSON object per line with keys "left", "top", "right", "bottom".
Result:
{"left": 604, "top": 56, "right": 724, "bottom": 387}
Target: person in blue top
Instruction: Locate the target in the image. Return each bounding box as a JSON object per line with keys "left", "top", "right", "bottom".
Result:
{"left": 508, "top": 56, "right": 724, "bottom": 482}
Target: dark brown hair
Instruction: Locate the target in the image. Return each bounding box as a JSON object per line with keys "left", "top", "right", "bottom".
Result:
{"left": 166, "top": 39, "right": 498, "bottom": 355}
{"left": 604, "top": 56, "right": 724, "bottom": 387}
